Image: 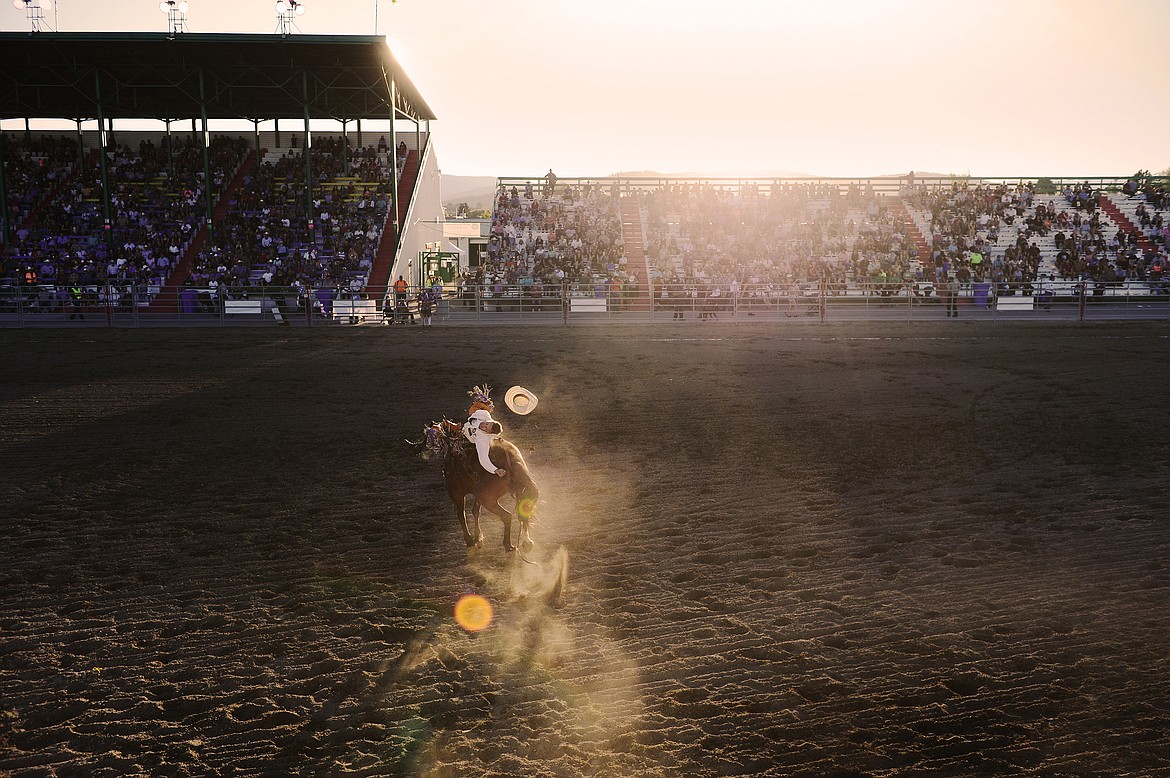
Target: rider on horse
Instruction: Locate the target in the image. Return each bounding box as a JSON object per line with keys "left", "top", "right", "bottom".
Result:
{"left": 461, "top": 385, "right": 506, "bottom": 479}
{"left": 413, "top": 385, "right": 510, "bottom": 478}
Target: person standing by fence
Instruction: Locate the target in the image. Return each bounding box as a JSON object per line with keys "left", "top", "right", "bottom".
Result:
{"left": 417, "top": 286, "right": 435, "bottom": 326}
{"left": 68, "top": 274, "right": 85, "bottom": 320}
{"left": 944, "top": 275, "right": 959, "bottom": 318}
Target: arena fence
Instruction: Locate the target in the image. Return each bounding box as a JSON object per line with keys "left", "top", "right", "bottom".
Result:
{"left": 2, "top": 281, "right": 1168, "bottom": 328}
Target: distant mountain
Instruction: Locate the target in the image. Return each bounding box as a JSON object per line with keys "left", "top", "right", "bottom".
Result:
{"left": 609, "top": 169, "right": 814, "bottom": 178}
{"left": 609, "top": 170, "right": 966, "bottom": 179}
{"left": 441, "top": 175, "right": 497, "bottom": 210}
{"left": 873, "top": 171, "right": 957, "bottom": 179}
{"left": 439, "top": 171, "right": 960, "bottom": 211}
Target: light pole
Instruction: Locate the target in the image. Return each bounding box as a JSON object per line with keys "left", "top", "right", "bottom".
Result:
{"left": 276, "top": 0, "right": 306, "bottom": 35}
{"left": 12, "top": 0, "right": 52, "bottom": 33}
{"left": 158, "top": 0, "right": 188, "bottom": 37}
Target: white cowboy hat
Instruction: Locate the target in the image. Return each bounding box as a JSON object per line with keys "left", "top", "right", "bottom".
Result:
{"left": 504, "top": 385, "right": 539, "bottom": 415}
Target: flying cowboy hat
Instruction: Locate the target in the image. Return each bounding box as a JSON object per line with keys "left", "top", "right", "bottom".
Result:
{"left": 503, "top": 385, "right": 539, "bottom": 415}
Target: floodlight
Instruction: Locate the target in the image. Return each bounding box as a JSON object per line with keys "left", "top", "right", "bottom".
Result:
{"left": 14, "top": 0, "right": 53, "bottom": 31}
{"left": 160, "top": 0, "right": 188, "bottom": 35}
{"left": 276, "top": 0, "right": 305, "bottom": 34}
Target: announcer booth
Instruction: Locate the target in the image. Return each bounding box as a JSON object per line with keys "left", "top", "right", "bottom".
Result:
{"left": 0, "top": 31, "right": 442, "bottom": 324}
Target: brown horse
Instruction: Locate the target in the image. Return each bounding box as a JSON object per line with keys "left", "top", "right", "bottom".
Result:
{"left": 413, "top": 423, "right": 540, "bottom": 552}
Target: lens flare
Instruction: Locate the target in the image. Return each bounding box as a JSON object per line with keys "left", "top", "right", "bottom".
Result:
{"left": 517, "top": 497, "right": 537, "bottom": 521}
{"left": 454, "top": 593, "right": 493, "bottom": 632}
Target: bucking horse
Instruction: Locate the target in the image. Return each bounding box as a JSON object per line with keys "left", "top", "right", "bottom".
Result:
{"left": 411, "top": 421, "right": 540, "bottom": 553}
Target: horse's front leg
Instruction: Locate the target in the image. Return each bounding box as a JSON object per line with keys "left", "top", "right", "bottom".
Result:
{"left": 470, "top": 500, "right": 485, "bottom": 548}
{"left": 476, "top": 499, "right": 516, "bottom": 552}
{"left": 456, "top": 496, "right": 483, "bottom": 548}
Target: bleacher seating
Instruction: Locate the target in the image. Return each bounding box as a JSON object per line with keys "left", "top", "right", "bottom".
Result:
{"left": 640, "top": 181, "right": 908, "bottom": 291}
{"left": 6, "top": 138, "right": 1166, "bottom": 311}
{"left": 188, "top": 136, "right": 399, "bottom": 295}
{"left": 1, "top": 132, "right": 247, "bottom": 298}
{"left": 479, "top": 182, "right": 627, "bottom": 287}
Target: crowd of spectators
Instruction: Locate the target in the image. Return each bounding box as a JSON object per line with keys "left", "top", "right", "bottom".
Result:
{"left": 2, "top": 132, "right": 246, "bottom": 300}
{"left": 1126, "top": 176, "right": 1168, "bottom": 251}
{"left": 473, "top": 182, "right": 626, "bottom": 288}
{"left": 472, "top": 176, "right": 1169, "bottom": 305}
{"left": 6, "top": 140, "right": 1167, "bottom": 314}
{"left": 643, "top": 182, "right": 912, "bottom": 293}
{"left": 2, "top": 134, "right": 79, "bottom": 236}
{"left": 902, "top": 179, "right": 1170, "bottom": 287}
{"left": 904, "top": 181, "right": 1041, "bottom": 286}
{"left": 187, "top": 136, "right": 397, "bottom": 297}
{"left": 1118, "top": 177, "right": 1169, "bottom": 286}
{"left": 464, "top": 180, "right": 938, "bottom": 309}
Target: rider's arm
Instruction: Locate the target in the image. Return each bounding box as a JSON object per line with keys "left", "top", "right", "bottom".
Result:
{"left": 475, "top": 436, "right": 498, "bottom": 474}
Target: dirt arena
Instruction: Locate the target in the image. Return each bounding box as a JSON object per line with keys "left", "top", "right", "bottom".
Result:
{"left": 2, "top": 322, "right": 1169, "bottom": 777}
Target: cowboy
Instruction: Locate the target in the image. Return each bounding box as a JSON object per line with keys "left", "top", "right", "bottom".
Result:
{"left": 463, "top": 409, "right": 506, "bottom": 478}
{"left": 462, "top": 385, "right": 506, "bottom": 478}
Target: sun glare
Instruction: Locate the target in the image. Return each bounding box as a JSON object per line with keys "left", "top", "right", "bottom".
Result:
{"left": 454, "top": 593, "right": 493, "bottom": 632}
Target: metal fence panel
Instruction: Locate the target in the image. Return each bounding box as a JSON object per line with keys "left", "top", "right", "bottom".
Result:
{"left": 2, "top": 281, "right": 1167, "bottom": 327}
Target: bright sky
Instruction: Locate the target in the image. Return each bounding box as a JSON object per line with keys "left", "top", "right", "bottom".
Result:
{"left": 3, "top": 0, "right": 1168, "bottom": 178}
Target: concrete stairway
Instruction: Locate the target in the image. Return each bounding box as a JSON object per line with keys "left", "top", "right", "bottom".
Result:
{"left": 151, "top": 150, "right": 257, "bottom": 309}
{"left": 892, "top": 196, "right": 932, "bottom": 270}
{"left": 619, "top": 196, "right": 652, "bottom": 310}
{"left": 1098, "top": 194, "right": 1157, "bottom": 255}
{"left": 365, "top": 149, "right": 418, "bottom": 294}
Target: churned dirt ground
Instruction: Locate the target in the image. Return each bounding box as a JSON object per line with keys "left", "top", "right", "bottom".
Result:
{"left": 1, "top": 322, "right": 1169, "bottom": 777}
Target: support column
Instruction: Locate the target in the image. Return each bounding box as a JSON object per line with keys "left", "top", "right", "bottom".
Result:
{"left": 74, "top": 119, "right": 84, "bottom": 171}
{"left": 253, "top": 119, "right": 261, "bottom": 164}
{"left": 93, "top": 71, "right": 114, "bottom": 251}
{"left": 356, "top": 118, "right": 362, "bottom": 150}
{"left": 389, "top": 85, "right": 399, "bottom": 279}
{"left": 341, "top": 119, "right": 349, "bottom": 177}
{"left": 273, "top": 118, "right": 280, "bottom": 148}
{"left": 302, "top": 71, "right": 315, "bottom": 243}
{"left": 0, "top": 130, "right": 8, "bottom": 245}
{"left": 198, "top": 70, "right": 214, "bottom": 243}
{"left": 164, "top": 119, "right": 174, "bottom": 178}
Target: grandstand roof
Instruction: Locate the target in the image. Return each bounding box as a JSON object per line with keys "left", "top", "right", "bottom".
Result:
{"left": 0, "top": 32, "right": 435, "bottom": 123}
